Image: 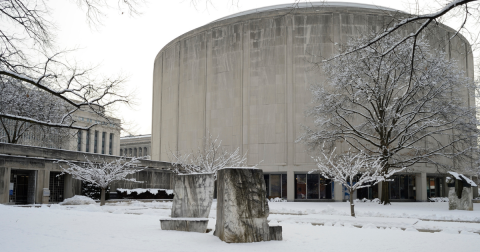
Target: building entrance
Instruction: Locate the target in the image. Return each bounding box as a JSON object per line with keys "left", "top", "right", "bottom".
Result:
{"left": 9, "top": 170, "right": 36, "bottom": 204}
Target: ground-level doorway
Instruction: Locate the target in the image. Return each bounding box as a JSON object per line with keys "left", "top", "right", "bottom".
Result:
{"left": 9, "top": 170, "right": 36, "bottom": 204}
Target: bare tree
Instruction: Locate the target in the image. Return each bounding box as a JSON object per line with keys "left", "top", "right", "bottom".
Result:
{"left": 170, "top": 133, "right": 249, "bottom": 178}
{"left": 59, "top": 156, "right": 144, "bottom": 206}
{"left": 0, "top": 1, "right": 142, "bottom": 133}
{"left": 311, "top": 150, "right": 403, "bottom": 217}
{"left": 298, "top": 34, "right": 478, "bottom": 205}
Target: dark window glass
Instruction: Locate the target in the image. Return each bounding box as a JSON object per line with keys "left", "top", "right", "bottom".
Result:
{"left": 400, "top": 175, "right": 408, "bottom": 199}
{"left": 94, "top": 131, "right": 98, "bottom": 153}
{"left": 307, "top": 174, "right": 319, "bottom": 199}
{"left": 101, "top": 132, "right": 106, "bottom": 154}
{"left": 86, "top": 130, "right": 90, "bottom": 152}
{"left": 281, "top": 174, "right": 287, "bottom": 199}
{"left": 144, "top": 147, "right": 147, "bottom": 156}
{"left": 319, "top": 177, "right": 332, "bottom": 199}
{"left": 120, "top": 149, "right": 123, "bottom": 156}
{"left": 295, "top": 174, "right": 306, "bottom": 199}
{"left": 270, "top": 174, "right": 281, "bottom": 198}
{"left": 77, "top": 131, "right": 82, "bottom": 151}
{"left": 134, "top": 148, "right": 137, "bottom": 157}
{"left": 109, "top": 133, "right": 113, "bottom": 155}
{"left": 264, "top": 175, "right": 269, "bottom": 198}
{"left": 408, "top": 176, "right": 416, "bottom": 200}
{"left": 390, "top": 175, "right": 400, "bottom": 199}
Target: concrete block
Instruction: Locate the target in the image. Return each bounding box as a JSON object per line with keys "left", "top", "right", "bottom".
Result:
{"left": 215, "top": 168, "right": 270, "bottom": 243}
{"left": 268, "top": 226, "right": 283, "bottom": 241}
{"left": 171, "top": 173, "right": 214, "bottom": 218}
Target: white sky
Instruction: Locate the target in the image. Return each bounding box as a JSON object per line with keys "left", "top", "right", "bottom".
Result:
{"left": 47, "top": 0, "right": 469, "bottom": 136}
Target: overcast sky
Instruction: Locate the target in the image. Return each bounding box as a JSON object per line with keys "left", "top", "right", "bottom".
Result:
{"left": 47, "top": 0, "right": 468, "bottom": 136}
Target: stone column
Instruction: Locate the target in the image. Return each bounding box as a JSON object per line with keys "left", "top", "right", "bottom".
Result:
{"left": 0, "top": 167, "right": 10, "bottom": 204}
{"left": 415, "top": 173, "right": 427, "bottom": 202}
{"left": 287, "top": 170, "right": 294, "bottom": 202}
{"left": 215, "top": 168, "right": 270, "bottom": 243}
{"left": 63, "top": 174, "right": 74, "bottom": 199}
{"left": 104, "top": 131, "right": 110, "bottom": 155}
{"left": 81, "top": 130, "right": 87, "bottom": 152}
{"left": 334, "top": 180, "right": 343, "bottom": 202}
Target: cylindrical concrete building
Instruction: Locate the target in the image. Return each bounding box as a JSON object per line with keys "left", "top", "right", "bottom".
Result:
{"left": 152, "top": 2, "right": 475, "bottom": 201}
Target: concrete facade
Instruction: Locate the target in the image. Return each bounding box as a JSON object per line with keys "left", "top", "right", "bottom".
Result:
{"left": 151, "top": 3, "right": 477, "bottom": 201}
{"left": 0, "top": 143, "right": 173, "bottom": 204}
{"left": 120, "top": 134, "right": 151, "bottom": 158}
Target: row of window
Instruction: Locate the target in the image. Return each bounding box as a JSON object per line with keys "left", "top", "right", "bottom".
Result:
{"left": 77, "top": 130, "right": 114, "bottom": 155}
{"left": 265, "top": 173, "right": 447, "bottom": 201}
{"left": 120, "top": 147, "right": 148, "bottom": 158}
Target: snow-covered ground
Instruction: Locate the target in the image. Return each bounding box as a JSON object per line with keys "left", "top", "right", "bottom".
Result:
{"left": 0, "top": 201, "right": 479, "bottom": 252}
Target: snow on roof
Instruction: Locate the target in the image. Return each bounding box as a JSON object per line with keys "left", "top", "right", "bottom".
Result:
{"left": 448, "top": 171, "right": 478, "bottom": 187}
{"left": 211, "top": 1, "right": 403, "bottom": 23}
{"left": 120, "top": 134, "right": 151, "bottom": 140}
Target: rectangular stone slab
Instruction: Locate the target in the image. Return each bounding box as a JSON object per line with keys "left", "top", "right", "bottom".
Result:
{"left": 215, "top": 168, "right": 270, "bottom": 243}
{"left": 160, "top": 219, "right": 209, "bottom": 233}
{"left": 269, "top": 226, "right": 283, "bottom": 241}
{"left": 171, "top": 173, "right": 214, "bottom": 218}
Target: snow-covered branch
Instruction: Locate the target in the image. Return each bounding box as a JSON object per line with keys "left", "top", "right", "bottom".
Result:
{"left": 58, "top": 156, "right": 145, "bottom": 205}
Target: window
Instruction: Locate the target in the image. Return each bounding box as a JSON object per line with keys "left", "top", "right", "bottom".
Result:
{"left": 101, "top": 132, "right": 106, "bottom": 154}
{"left": 134, "top": 148, "right": 137, "bottom": 157}
{"left": 77, "top": 131, "right": 82, "bottom": 151}
{"left": 144, "top": 147, "right": 147, "bottom": 156}
{"left": 109, "top": 133, "right": 113, "bottom": 155}
{"left": 120, "top": 149, "right": 123, "bottom": 156}
{"left": 94, "top": 131, "right": 98, "bottom": 153}
{"left": 86, "top": 130, "right": 90, "bottom": 152}
{"left": 295, "top": 173, "right": 332, "bottom": 199}
{"left": 139, "top": 148, "right": 142, "bottom": 157}
{"left": 389, "top": 175, "right": 416, "bottom": 200}
{"left": 264, "top": 174, "right": 288, "bottom": 199}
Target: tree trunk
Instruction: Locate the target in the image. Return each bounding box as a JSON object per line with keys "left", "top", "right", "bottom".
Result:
{"left": 100, "top": 188, "right": 106, "bottom": 206}
{"left": 349, "top": 189, "right": 355, "bottom": 217}
{"left": 380, "top": 181, "right": 390, "bottom": 205}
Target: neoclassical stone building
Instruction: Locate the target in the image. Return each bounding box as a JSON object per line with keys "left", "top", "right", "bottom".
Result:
{"left": 120, "top": 134, "right": 151, "bottom": 159}
{"left": 151, "top": 2, "right": 478, "bottom": 201}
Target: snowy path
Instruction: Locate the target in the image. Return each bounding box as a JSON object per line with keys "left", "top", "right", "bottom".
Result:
{"left": 0, "top": 202, "right": 479, "bottom": 252}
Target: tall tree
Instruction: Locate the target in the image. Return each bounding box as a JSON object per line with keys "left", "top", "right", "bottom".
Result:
{"left": 298, "top": 34, "right": 478, "bottom": 204}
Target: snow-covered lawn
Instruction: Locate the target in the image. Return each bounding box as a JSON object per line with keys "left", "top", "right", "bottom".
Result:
{"left": 1, "top": 201, "right": 479, "bottom": 252}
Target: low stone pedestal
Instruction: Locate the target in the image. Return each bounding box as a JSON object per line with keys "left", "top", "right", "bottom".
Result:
{"left": 160, "top": 218, "right": 209, "bottom": 233}
{"left": 160, "top": 173, "right": 214, "bottom": 233}
{"left": 269, "top": 226, "right": 283, "bottom": 241}
{"left": 215, "top": 168, "right": 282, "bottom": 243}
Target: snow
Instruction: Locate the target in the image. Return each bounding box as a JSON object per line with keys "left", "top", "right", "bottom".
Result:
{"left": 0, "top": 201, "right": 479, "bottom": 251}
{"left": 117, "top": 188, "right": 174, "bottom": 195}
{"left": 59, "top": 195, "right": 96, "bottom": 205}
{"left": 448, "top": 171, "right": 478, "bottom": 186}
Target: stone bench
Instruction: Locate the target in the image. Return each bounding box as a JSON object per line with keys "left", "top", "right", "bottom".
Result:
{"left": 159, "top": 218, "right": 209, "bottom": 233}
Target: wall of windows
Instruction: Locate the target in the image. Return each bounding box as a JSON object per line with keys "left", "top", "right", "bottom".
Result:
{"left": 357, "top": 183, "right": 378, "bottom": 200}
{"left": 389, "top": 174, "right": 416, "bottom": 200}
{"left": 427, "top": 176, "right": 444, "bottom": 198}
{"left": 295, "top": 174, "right": 332, "bottom": 200}
{"left": 264, "top": 174, "right": 287, "bottom": 199}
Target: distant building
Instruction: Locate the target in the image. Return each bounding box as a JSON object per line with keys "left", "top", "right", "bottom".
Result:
{"left": 120, "top": 134, "right": 151, "bottom": 159}
{"left": 0, "top": 106, "right": 121, "bottom": 156}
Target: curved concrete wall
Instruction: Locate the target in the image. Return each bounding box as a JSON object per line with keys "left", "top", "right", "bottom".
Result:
{"left": 152, "top": 3, "right": 474, "bottom": 200}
